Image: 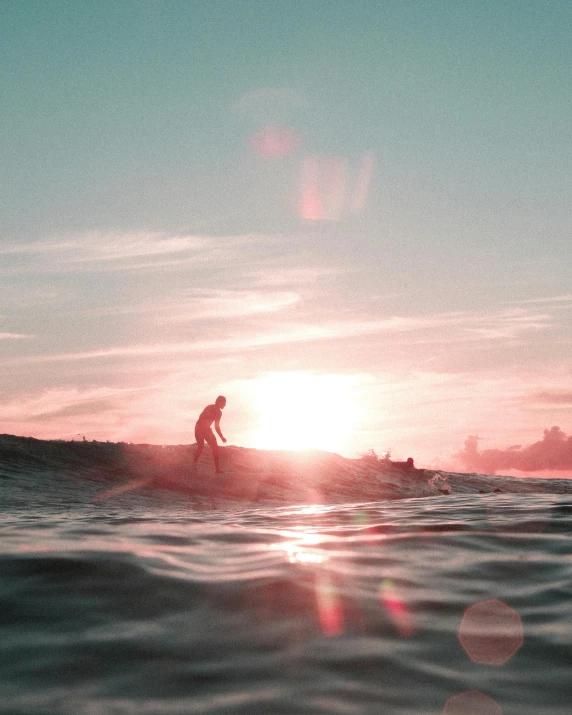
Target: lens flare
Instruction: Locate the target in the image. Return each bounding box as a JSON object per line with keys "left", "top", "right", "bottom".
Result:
{"left": 316, "top": 572, "right": 343, "bottom": 637}
{"left": 298, "top": 152, "right": 374, "bottom": 221}
{"left": 458, "top": 599, "right": 523, "bottom": 665}
{"left": 249, "top": 125, "right": 301, "bottom": 158}
{"left": 299, "top": 155, "right": 347, "bottom": 221}
{"left": 380, "top": 579, "right": 415, "bottom": 637}
{"left": 349, "top": 152, "right": 375, "bottom": 215}
{"left": 442, "top": 690, "right": 503, "bottom": 715}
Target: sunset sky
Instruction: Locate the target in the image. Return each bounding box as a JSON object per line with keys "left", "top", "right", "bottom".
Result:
{"left": 1, "top": 1, "right": 571, "bottom": 472}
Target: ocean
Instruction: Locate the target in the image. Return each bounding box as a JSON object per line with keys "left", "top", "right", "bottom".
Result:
{"left": 1, "top": 435, "right": 571, "bottom": 715}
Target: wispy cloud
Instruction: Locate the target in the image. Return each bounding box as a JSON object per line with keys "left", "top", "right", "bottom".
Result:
{"left": 0, "top": 386, "right": 152, "bottom": 424}
{"left": 246, "top": 265, "right": 344, "bottom": 287}
{"left": 510, "top": 294, "right": 572, "bottom": 305}
{"left": 0, "top": 332, "right": 33, "bottom": 340}
{"left": 0, "top": 327, "right": 344, "bottom": 366}
{"left": 528, "top": 391, "right": 572, "bottom": 405}
{"left": 0, "top": 285, "right": 65, "bottom": 309}
{"left": 0, "top": 232, "right": 266, "bottom": 274}
{"left": 460, "top": 308, "right": 552, "bottom": 340}
{"left": 1, "top": 306, "right": 554, "bottom": 367}
{"left": 165, "top": 289, "right": 300, "bottom": 321}
{"left": 83, "top": 289, "right": 301, "bottom": 321}
{"left": 0, "top": 233, "right": 201, "bottom": 260}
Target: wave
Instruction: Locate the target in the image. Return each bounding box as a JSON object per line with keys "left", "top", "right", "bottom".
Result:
{"left": 1, "top": 496, "right": 571, "bottom": 714}
{"left": 1, "top": 434, "right": 571, "bottom": 507}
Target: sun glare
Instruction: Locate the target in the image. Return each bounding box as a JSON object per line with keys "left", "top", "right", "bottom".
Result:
{"left": 247, "top": 372, "right": 359, "bottom": 453}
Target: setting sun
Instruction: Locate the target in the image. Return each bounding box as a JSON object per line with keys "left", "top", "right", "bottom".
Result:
{"left": 246, "top": 372, "right": 360, "bottom": 453}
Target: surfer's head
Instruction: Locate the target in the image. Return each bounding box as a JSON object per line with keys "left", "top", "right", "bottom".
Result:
{"left": 215, "top": 395, "right": 227, "bottom": 408}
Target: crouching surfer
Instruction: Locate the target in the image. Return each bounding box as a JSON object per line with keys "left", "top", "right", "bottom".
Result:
{"left": 192, "top": 395, "right": 227, "bottom": 474}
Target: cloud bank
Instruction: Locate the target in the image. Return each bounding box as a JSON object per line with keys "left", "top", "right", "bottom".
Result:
{"left": 456, "top": 426, "right": 572, "bottom": 473}
{"left": 0, "top": 331, "right": 32, "bottom": 340}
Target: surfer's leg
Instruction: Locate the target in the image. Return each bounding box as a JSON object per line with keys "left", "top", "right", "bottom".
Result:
{"left": 193, "top": 433, "right": 205, "bottom": 463}
{"left": 213, "top": 445, "right": 222, "bottom": 473}
{"left": 205, "top": 430, "right": 222, "bottom": 473}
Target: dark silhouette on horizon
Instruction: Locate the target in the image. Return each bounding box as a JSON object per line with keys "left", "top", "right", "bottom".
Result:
{"left": 457, "top": 426, "right": 572, "bottom": 474}
{"left": 193, "top": 396, "right": 227, "bottom": 474}
{"left": 382, "top": 454, "right": 417, "bottom": 471}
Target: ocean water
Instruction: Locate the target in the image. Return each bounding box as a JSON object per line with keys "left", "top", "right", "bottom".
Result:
{"left": 1, "top": 436, "right": 571, "bottom": 715}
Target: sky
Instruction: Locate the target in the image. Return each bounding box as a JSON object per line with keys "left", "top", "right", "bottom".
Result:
{"left": 1, "top": 0, "right": 572, "bottom": 473}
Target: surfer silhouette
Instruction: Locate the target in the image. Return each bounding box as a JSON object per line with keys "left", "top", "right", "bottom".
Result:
{"left": 192, "top": 396, "right": 227, "bottom": 474}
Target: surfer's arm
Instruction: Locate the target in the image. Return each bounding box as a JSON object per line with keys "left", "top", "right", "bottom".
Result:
{"left": 215, "top": 419, "right": 226, "bottom": 443}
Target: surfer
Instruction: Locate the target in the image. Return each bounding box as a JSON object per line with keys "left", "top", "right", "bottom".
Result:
{"left": 192, "top": 396, "right": 227, "bottom": 474}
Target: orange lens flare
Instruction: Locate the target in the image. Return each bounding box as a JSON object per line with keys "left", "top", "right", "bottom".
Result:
{"left": 316, "top": 572, "right": 343, "bottom": 637}
{"left": 299, "top": 152, "right": 373, "bottom": 220}
{"left": 457, "top": 599, "right": 523, "bottom": 665}
{"left": 249, "top": 125, "right": 300, "bottom": 158}
{"left": 299, "top": 155, "right": 322, "bottom": 220}
{"left": 380, "top": 579, "right": 415, "bottom": 637}
{"left": 299, "top": 155, "right": 347, "bottom": 221}
{"left": 442, "top": 690, "right": 503, "bottom": 715}
{"left": 350, "top": 152, "right": 375, "bottom": 215}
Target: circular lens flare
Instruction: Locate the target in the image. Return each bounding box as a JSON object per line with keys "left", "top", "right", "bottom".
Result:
{"left": 442, "top": 690, "right": 502, "bottom": 715}
{"left": 458, "top": 599, "right": 523, "bottom": 665}
{"left": 249, "top": 125, "right": 301, "bottom": 158}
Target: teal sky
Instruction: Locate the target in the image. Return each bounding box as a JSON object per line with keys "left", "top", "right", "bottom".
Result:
{"left": 1, "top": 1, "right": 571, "bottom": 469}
{"left": 3, "top": 1, "right": 571, "bottom": 235}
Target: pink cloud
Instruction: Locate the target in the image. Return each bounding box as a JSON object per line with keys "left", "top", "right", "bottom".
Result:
{"left": 0, "top": 306, "right": 555, "bottom": 367}
{"left": 510, "top": 294, "right": 572, "bottom": 305}
{"left": 456, "top": 426, "right": 572, "bottom": 473}
{"left": 0, "top": 232, "right": 265, "bottom": 275}
{"left": 529, "top": 391, "right": 572, "bottom": 405}
{"left": 0, "top": 332, "right": 32, "bottom": 340}
{"left": 0, "top": 386, "right": 152, "bottom": 423}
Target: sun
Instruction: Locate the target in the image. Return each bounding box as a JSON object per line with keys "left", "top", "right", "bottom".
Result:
{"left": 247, "top": 372, "right": 359, "bottom": 453}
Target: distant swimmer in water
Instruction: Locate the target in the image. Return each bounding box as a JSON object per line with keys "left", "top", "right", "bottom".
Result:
{"left": 193, "top": 396, "right": 227, "bottom": 474}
